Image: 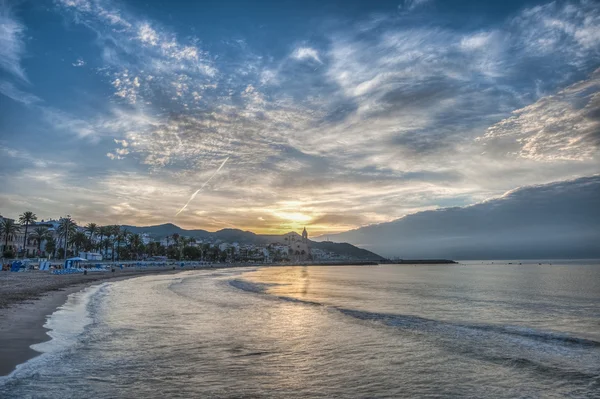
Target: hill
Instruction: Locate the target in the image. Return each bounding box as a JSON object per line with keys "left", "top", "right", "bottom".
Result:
{"left": 122, "top": 224, "right": 384, "bottom": 260}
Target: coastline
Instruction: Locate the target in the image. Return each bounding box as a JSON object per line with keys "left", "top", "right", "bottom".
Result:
{"left": 0, "top": 268, "right": 188, "bottom": 377}
{"left": 0, "top": 261, "right": 382, "bottom": 377}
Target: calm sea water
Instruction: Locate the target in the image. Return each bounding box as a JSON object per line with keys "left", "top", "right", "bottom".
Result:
{"left": 2, "top": 262, "right": 600, "bottom": 398}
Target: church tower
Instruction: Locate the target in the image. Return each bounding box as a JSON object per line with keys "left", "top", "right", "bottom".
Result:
{"left": 302, "top": 227, "right": 308, "bottom": 243}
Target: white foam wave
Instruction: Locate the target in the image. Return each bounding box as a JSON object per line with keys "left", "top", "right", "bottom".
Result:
{"left": 1, "top": 283, "right": 109, "bottom": 383}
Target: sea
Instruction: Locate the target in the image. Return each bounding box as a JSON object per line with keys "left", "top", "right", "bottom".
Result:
{"left": 1, "top": 261, "right": 599, "bottom": 398}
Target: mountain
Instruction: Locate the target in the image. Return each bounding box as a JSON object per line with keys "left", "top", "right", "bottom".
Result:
{"left": 123, "top": 223, "right": 209, "bottom": 239}
{"left": 310, "top": 241, "right": 385, "bottom": 260}
{"left": 313, "top": 176, "right": 600, "bottom": 260}
{"left": 122, "top": 223, "right": 383, "bottom": 260}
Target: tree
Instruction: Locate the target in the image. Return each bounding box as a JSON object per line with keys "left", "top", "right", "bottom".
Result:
{"left": 30, "top": 227, "right": 50, "bottom": 254}
{"left": 182, "top": 245, "right": 201, "bottom": 260}
{"left": 98, "top": 226, "right": 111, "bottom": 254}
{"left": 1, "top": 218, "right": 19, "bottom": 254}
{"left": 128, "top": 233, "right": 143, "bottom": 260}
{"left": 109, "top": 225, "right": 121, "bottom": 262}
{"left": 102, "top": 237, "right": 112, "bottom": 260}
{"left": 18, "top": 211, "right": 37, "bottom": 257}
{"left": 69, "top": 231, "right": 89, "bottom": 256}
{"left": 45, "top": 238, "right": 57, "bottom": 259}
{"left": 112, "top": 226, "right": 127, "bottom": 261}
{"left": 166, "top": 245, "right": 180, "bottom": 260}
{"left": 85, "top": 223, "right": 97, "bottom": 242}
{"left": 57, "top": 216, "right": 77, "bottom": 260}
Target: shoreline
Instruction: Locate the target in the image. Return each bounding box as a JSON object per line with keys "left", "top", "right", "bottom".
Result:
{"left": 0, "top": 267, "right": 197, "bottom": 377}
{"left": 0, "top": 261, "right": 383, "bottom": 377}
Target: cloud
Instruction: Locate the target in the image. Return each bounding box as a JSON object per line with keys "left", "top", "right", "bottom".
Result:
{"left": 399, "top": 0, "right": 432, "bottom": 12}
{"left": 40, "top": 108, "right": 98, "bottom": 140}
{"left": 56, "top": 0, "right": 217, "bottom": 106}
{"left": 478, "top": 68, "right": 600, "bottom": 161}
{"left": 137, "top": 23, "right": 159, "bottom": 46}
{"left": 72, "top": 58, "right": 86, "bottom": 67}
{"left": 319, "top": 175, "right": 600, "bottom": 259}
{"left": 0, "top": 0, "right": 28, "bottom": 81}
{"left": 511, "top": 1, "right": 600, "bottom": 64}
{"left": 0, "top": 81, "right": 41, "bottom": 105}
{"left": 291, "top": 47, "right": 322, "bottom": 64}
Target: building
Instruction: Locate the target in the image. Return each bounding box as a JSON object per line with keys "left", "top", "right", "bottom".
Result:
{"left": 286, "top": 227, "right": 311, "bottom": 262}
{"left": 79, "top": 252, "right": 103, "bottom": 261}
{"left": 0, "top": 216, "right": 44, "bottom": 257}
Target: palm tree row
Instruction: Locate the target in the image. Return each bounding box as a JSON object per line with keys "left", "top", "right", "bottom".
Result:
{"left": 3, "top": 211, "right": 238, "bottom": 262}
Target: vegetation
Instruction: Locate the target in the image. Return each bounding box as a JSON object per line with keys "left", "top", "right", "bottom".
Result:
{"left": 1, "top": 218, "right": 19, "bottom": 254}
{"left": 18, "top": 211, "right": 37, "bottom": 257}
{"left": 45, "top": 238, "right": 57, "bottom": 259}
{"left": 69, "top": 231, "right": 89, "bottom": 255}
{"left": 30, "top": 227, "right": 51, "bottom": 255}
{"left": 57, "top": 216, "right": 77, "bottom": 260}
{"left": 85, "top": 223, "right": 98, "bottom": 242}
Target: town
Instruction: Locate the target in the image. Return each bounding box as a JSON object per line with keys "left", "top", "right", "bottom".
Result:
{"left": 1, "top": 211, "right": 382, "bottom": 269}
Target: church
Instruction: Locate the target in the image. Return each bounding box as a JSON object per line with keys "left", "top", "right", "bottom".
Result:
{"left": 285, "top": 227, "right": 312, "bottom": 262}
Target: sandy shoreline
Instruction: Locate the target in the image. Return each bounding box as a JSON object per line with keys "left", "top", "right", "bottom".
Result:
{"left": 0, "top": 262, "right": 377, "bottom": 377}
{"left": 0, "top": 268, "right": 192, "bottom": 377}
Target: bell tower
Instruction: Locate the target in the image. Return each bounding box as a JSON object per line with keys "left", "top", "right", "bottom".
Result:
{"left": 302, "top": 227, "right": 308, "bottom": 243}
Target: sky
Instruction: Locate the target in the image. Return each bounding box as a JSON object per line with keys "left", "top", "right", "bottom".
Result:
{"left": 0, "top": 0, "right": 599, "bottom": 235}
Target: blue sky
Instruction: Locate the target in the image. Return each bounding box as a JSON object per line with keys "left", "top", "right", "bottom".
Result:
{"left": 0, "top": 0, "right": 599, "bottom": 234}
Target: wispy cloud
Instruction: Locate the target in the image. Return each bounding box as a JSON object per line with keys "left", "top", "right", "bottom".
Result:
{"left": 0, "top": 0, "right": 28, "bottom": 82}
{"left": 478, "top": 68, "right": 600, "bottom": 161}
{"left": 399, "top": 0, "right": 432, "bottom": 12}
{"left": 291, "top": 47, "right": 323, "bottom": 64}
{"left": 0, "top": 81, "right": 40, "bottom": 105}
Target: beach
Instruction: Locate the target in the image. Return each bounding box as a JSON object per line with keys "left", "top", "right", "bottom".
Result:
{"left": 0, "top": 267, "right": 186, "bottom": 376}
{"left": 1, "top": 262, "right": 598, "bottom": 398}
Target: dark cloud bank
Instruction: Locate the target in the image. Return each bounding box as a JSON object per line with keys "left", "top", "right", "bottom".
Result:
{"left": 317, "top": 176, "right": 600, "bottom": 260}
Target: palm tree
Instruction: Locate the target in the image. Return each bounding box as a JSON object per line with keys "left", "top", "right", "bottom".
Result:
{"left": 102, "top": 237, "right": 112, "bottom": 260}
{"left": 118, "top": 228, "right": 129, "bottom": 260}
{"left": 128, "top": 233, "right": 142, "bottom": 260}
{"left": 58, "top": 216, "right": 77, "bottom": 259}
{"left": 1, "top": 218, "right": 19, "bottom": 254}
{"left": 45, "top": 238, "right": 57, "bottom": 259}
{"left": 18, "top": 211, "right": 37, "bottom": 257}
{"left": 85, "top": 223, "right": 98, "bottom": 243}
{"left": 110, "top": 226, "right": 118, "bottom": 262}
{"left": 110, "top": 225, "right": 124, "bottom": 261}
{"left": 98, "top": 226, "right": 111, "bottom": 255}
{"left": 69, "top": 231, "right": 89, "bottom": 256}
{"left": 30, "top": 227, "right": 50, "bottom": 254}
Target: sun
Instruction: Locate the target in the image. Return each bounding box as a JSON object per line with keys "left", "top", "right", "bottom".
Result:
{"left": 271, "top": 211, "right": 312, "bottom": 223}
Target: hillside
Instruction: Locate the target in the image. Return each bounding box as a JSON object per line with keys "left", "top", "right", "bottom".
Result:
{"left": 122, "top": 224, "right": 384, "bottom": 260}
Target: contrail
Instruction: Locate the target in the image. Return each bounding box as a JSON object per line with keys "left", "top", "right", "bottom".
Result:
{"left": 175, "top": 157, "right": 229, "bottom": 216}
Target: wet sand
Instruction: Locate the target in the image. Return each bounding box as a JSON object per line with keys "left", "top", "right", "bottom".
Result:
{"left": 0, "top": 268, "right": 185, "bottom": 376}
{"left": 0, "top": 262, "right": 376, "bottom": 376}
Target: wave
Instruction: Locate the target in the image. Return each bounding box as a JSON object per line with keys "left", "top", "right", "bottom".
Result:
{"left": 229, "top": 278, "right": 600, "bottom": 349}
{"left": 1, "top": 282, "right": 110, "bottom": 384}
{"left": 228, "top": 276, "right": 600, "bottom": 383}
{"left": 229, "top": 279, "right": 322, "bottom": 306}
{"left": 228, "top": 279, "right": 281, "bottom": 294}
{"left": 337, "top": 308, "right": 600, "bottom": 349}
